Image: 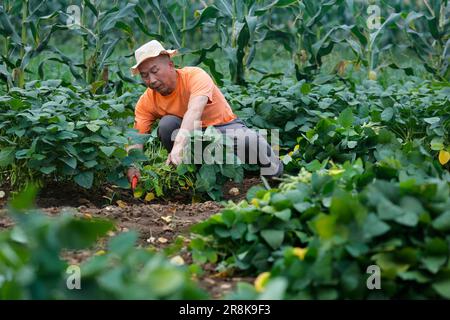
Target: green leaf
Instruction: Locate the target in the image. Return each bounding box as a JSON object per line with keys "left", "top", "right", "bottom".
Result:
{"left": 258, "top": 278, "right": 288, "bottom": 300}
{"left": 86, "top": 124, "right": 100, "bottom": 132}
{"left": 40, "top": 166, "right": 56, "bottom": 174}
{"left": 0, "top": 6, "right": 21, "bottom": 43}
{"left": 363, "top": 213, "right": 390, "bottom": 239}
{"left": 246, "top": 185, "right": 266, "bottom": 201}
{"left": 61, "top": 157, "right": 77, "bottom": 169}
{"left": 433, "top": 277, "right": 450, "bottom": 299}
{"left": 74, "top": 171, "right": 94, "bottom": 189}
{"left": 184, "top": 6, "right": 222, "bottom": 31}
{"left": 147, "top": 266, "right": 185, "bottom": 296}
{"left": 346, "top": 243, "right": 369, "bottom": 257}
{"left": 381, "top": 107, "right": 394, "bottom": 122}
{"left": 394, "top": 211, "right": 418, "bottom": 227}
{"left": 424, "top": 117, "right": 440, "bottom": 124}
{"left": 301, "top": 82, "right": 311, "bottom": 95}
{"left": 59, "top": 218, "right": 114, "bottom": 249}
{"left": 83, "top": 0, "right": 99, "bottom": 17}
{"left": 430, "top": 137, "right": 444, "bottom": 151}
{"left": 313, "top": 213, "right": 336, "bottom": 240}
{"left": 100, "top": 146, "right": 116, "bottom": 157}
{"left": 398, "top": 271, "right": 430, "bottom": 284}
{"left": 347, "top": 140, "right": 357, "bottom": 149}
{"left": 338, "top": 108, "right": 354, "bottom": 128}
{"left": 273, "top": 208, "right": 292, "bottom": 222}
{"left": 369, "top": 13, "right": 401, "bottom": 49}
{"left": 377, "top": 199, "right": 403, "bottom": 220}
{"left": 108, "top": 231, "right": 138, "bottom": 255}
{"left": 261, "top": 229, "right": 284, "bottom": 250}
{"left": 255, "top": 0, "right": 299, "bottom": 16}
{"left": 432, "top": 211, "right": 450, "bottom": 232}
{"left": 9, "top": 184, "right": 39, "bottom": 211}
{"left": 285, "top": 121, "right": 297, "bottom": 131}
{"left": 421, "top": 256, "right": 446, "bottom": 274}
{"left": 317, "top": 288, "right": 338, "bottom": 300}
{"left": 373, "top": 252, "right": 410, "bottom": 276}
{"left": 0, "top": 147, "right": 15, "bottom": 167}
{"left": 221, "top": 210, "right": 236, "bottom": 227}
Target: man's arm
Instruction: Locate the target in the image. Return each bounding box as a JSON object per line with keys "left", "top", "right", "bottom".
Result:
{"left": 167, "top": 95, "right": 208, "bottom": 165}
{"left": 126, "top": 92, "right": 156, "bottom": 182}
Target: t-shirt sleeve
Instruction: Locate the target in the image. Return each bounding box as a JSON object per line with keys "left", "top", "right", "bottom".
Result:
{"left": 188, "top": 68, "right": 215, "bottom": 103}
{"left": 134, "top": 91, "right": 158, "bottom": 134}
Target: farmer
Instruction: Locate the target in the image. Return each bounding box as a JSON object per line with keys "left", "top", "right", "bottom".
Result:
{"left": 126, "top": 40, "right": 283, "bottom": 183}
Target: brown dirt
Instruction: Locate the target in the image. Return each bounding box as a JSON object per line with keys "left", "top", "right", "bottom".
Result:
{"left": 0, "top": 177, "right": 264, "bottom": 298}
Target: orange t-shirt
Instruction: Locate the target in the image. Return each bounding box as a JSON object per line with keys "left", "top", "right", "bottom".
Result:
{"left": 134, "top": 66, "right": 237, "bottom": 134}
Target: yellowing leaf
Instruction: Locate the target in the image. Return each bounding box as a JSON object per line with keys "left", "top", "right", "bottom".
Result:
{"left": 170, "top": 255, "right": 185, "bottom": 266}
{"left": 250, "top": 198, "right": 260, "bottom": 208}
{"left": 157, "top": 237, "right": 168, "bottom": 244}
{"left": 94, "top": 250, "right": 106, "bottom": 256}
{"left": 294, "top": 144, "right": 300, "bottom": 152}
{"left": 328, "top": 168, "right": 345, "bottom": 176}
{"left": 292, "top": 247, "right": 308, "bottom": 260}
{"left": 254, "top": 272, "right": 270, "bottom": 293}
{"left": 83, "top": 213, "right": 93, "bottom": 220}
{"left": 133, "top": 189, "right": 144, "bottom": 198}
{"left": 211, "top": 271, "right": 231, "bottom": 278}
{"left": 145, "top": 192, "right": 155, "bottom": 202}
{"left": 116, "top": 200, "right": 127, "bottom": 208}
{"left": 163, "top": 225, "right": 174, "bottom": 232}
{"left": 439, "top": 150, "right": 450, "bottom": 165}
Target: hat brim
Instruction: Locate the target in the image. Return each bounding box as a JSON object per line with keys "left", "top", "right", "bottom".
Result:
{"left": 131, "top": 49, "right": 177, "bottom": 75}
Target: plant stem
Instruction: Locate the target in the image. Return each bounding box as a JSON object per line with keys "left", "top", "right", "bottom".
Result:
{"left": 18, "top": 0, "right": 28, "bottom": 88}
{"left": 232, "top": 0, "right": 236, "bottom": 48}
{"left": 182, "top": 3, "right": 187, "bottom": 47}
{"left": 4, "top": 36, "right": 8, "bottom": 57}
{"left": 81, "top": 2, "right": 87, "bottom": 82}
{"left": 182, "top": 2, "right": 187, "bottom": 64}
{"left": 423, "top": 0, "right": 435, "bottom": 18}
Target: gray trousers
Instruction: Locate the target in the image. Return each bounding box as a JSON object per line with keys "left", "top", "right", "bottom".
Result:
{"left": 157, "top": 115, "right": 283, "bottom": 178}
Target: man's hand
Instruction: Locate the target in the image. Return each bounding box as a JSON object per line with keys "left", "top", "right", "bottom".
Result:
{"left": 166, "top": 143, "right": 183, "bottom": 166}
{"left": 165, "top": 96, "right": 208, "bottom": 166}
{"left": 126, "top": 144, "right": 143, "bottom": 184}
{"left": 127, "top": 166, "right": 141, "bottom": 184}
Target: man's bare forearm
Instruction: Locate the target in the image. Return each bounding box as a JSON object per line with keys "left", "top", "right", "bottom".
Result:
{"left": 174, "top": 107, "right": 203, "bottom": 145}
{"left": 174, "top": 96, "right": 208, "bottom": 146}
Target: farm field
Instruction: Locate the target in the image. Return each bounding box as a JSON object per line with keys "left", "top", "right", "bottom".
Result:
{"left": 0, "top": 0, "right": 449, "bottom": 301}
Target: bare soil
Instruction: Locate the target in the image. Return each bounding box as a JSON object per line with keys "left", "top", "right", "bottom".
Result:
{"left": 0, "top": 177, "right": 265, "bottom": 299}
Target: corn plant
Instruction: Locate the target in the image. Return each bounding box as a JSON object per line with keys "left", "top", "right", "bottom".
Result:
{"left": 183, "top": 0, "right": 299, "bottom": 85}
{"left": 0, "top": 0, "right": 63, "bottom": 89}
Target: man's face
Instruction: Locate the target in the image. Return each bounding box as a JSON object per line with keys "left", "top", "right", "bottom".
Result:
{"left": 138, "top": 55, "right": 176, "bottom": 96}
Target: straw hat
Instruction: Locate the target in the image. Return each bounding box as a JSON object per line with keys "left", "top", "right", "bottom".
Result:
{"left": 131, "top": 40, "right": 177, "bottom": 75}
